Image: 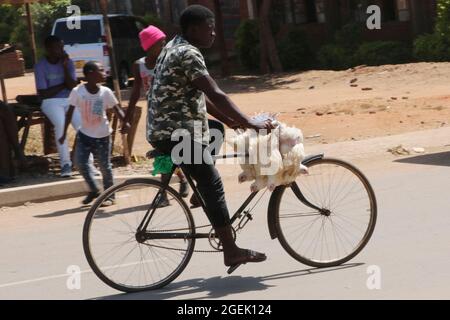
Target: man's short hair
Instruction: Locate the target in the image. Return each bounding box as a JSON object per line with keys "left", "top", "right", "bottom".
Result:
{"left": 83, "top": 61, "right": 99, "bottom": 76}
{"left": 179, "top": 5, "right": 215, "bottom": 35}
{"left": 44, "top": 35, "right": 62, "bottom": 48}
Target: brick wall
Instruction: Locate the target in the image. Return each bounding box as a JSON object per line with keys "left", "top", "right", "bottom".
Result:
{"left": 0, "top": 45, "right": 25, "bottom": 79}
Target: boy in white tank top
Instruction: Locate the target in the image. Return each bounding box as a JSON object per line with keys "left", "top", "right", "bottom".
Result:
{"left": 127, "top": 26, "right": 190, "bottom": 204}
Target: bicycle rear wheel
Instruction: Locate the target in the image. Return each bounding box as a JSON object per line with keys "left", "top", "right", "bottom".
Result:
{"left": 272, "top": 158, "right": 377, "bottom": 268}
{"left": 83, "top": 178, "right": 195, "bottom": 292}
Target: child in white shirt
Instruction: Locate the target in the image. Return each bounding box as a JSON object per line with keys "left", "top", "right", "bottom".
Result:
{"left": 59, "top": 61, "right": 129, "bottom": 206}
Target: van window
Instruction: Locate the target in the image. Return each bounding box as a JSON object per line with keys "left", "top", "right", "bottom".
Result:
{"left": 54, "top": 20, "right": 102, "bottom": 45}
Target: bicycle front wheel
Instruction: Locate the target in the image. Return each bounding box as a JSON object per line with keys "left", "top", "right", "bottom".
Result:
{"left": 272, "top": 158, "right": 377, "bottom": 268}
{"left": 83, "top": 178, "right": 195, "bottom": 292}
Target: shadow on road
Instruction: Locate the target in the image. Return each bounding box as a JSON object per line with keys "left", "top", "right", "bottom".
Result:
{"left": 33, "top": 206, "right": 89, "bottom": 218}
{"left": 95, "top": 263, "right": 363, "bottom": 300}
{"left": 217, "top": 73, "right": 300, "bottom": 95}
{"left": 394, "top": 151, "right": 450, "bottom": 167}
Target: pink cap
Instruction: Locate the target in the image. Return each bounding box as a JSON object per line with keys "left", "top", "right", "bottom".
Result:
{"left": 139, "top": 25, "right": 166, "bottom": 51}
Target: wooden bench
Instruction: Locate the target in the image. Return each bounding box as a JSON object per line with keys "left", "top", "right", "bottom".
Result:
{"left": 10, "top": 101, "right": 48, "bottom": 152}
{"left": 10, "top": 97, "right": 142, "bottom": 160}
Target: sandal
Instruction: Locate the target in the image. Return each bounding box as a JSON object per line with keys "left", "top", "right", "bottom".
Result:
{"left": 227, "top": 249, "right": 267, "bottom": 275}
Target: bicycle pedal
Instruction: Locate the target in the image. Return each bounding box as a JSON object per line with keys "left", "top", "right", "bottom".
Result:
{"left": 227, "top": 263, "right": 243, "bottom": 275}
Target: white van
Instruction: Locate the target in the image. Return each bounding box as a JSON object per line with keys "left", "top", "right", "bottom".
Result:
{"left": 51, "top": 14, "right": 147, "bottom": 88}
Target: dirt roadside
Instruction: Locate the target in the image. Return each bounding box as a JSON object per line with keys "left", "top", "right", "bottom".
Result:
{"left": 2, "top": 62, "right": 450, "bottom": 189}
{"left": 6, "top": 62, "right": 450, "bottom": 156}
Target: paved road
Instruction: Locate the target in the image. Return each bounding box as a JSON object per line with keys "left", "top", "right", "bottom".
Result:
{"left": 1, "top": 148, "right": 450, "bottom": 300}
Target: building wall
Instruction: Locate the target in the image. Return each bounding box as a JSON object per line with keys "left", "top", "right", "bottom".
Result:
{"left": 123, "top": 0, "right": 438, "bottom": 64}
{"left": 271, "top": 0, "right": 437, "bottom": 49}
{"left": 186, "top": 0, "right": 242, "bottom": 53}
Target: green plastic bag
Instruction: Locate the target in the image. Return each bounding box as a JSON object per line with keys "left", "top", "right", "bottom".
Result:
{"left": 152, "top": 155, "right": 174, "bottom": 176}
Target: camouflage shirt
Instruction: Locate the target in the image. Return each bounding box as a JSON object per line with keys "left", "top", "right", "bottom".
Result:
{"left": 147, "top": 35, "right": 210, "bottom": 145}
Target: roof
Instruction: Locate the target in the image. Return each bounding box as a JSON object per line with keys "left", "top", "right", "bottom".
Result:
{"left": 53, "top": 14, "right": 136, "bottom": 23}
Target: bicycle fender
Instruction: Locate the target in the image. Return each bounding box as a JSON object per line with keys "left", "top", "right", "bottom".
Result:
{"left": 302, "top": 154, "right": 324, "bottom": 166}
{"left": 267, "top": 154, "right": 324, "bottom": 240}
{"left": 267, "top": 187, "right": 283, "bottom": 240}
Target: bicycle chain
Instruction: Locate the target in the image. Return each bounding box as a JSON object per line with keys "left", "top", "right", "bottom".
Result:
{"left": 140, "top": 187, "right": 267, "bottom": 254}
{"left": 146, "top": 224, "right": 222, "bottom": 254}
{"left": 143, "top": 243, "right": 221, "bottom": 254}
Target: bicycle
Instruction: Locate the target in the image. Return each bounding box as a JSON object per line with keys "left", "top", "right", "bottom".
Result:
{"left": 83, "top": 153, "right": 377, "bottom": 293}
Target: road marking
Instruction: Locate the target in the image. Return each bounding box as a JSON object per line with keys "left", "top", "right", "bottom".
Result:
{"left": 0, "top": 258, "right": 168, "bottom": 289}
{"left": 0, "top": 270, "right": 92, "bottom": 289}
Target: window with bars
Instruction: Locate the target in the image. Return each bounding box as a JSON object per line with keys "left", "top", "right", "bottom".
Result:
{"left": 315, "top": 0, "right": 326, "bottom": 23}
{"left": 350, "top": 0, "right": 369, "bottom": 22}
{"left": 381, "top": 0, "right": 411, "bottom": 22}
{"left": 350, "top": 0, "right": 410, "bottom": 23}
{"left": 284, "top": 0, "right": 326, "bottom": 24}
{"left": 396, "top": 0, "right": 410, "bottom": 21}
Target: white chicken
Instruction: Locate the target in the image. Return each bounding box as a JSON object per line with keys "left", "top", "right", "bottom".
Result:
{"left": 230, "top": 113, "right": 308, "bottom": 192}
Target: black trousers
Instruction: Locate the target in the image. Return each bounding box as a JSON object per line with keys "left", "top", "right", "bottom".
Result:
{"left": 151, "top": 119, "right": 230, "bottom": 228}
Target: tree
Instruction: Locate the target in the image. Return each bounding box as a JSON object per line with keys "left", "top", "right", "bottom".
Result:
{"left": 436, "top": 0, "right": 450, "bottom": 43}
{"left": 213, "top": 0, "right": 230, "bottom": 76}
{"left": 258, "top": 0, "right": 282, "bottom": 73}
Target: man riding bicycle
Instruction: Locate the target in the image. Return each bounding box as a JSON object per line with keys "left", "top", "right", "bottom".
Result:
{"left": 147, "top": 5, "right": 274, "bottom": 274}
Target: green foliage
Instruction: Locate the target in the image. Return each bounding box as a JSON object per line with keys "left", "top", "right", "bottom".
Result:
{"left": 235, "top": 19, "right": 260, "bottom": 71}
{"left": 9, "top": 22, "right": 33, "bottom": 67}
{"left": 413, "top": 33, "right": 450, "bottom": 61}
{"left": 319, "top": 22, "right": 414, "bottom": 69}
{"left": 31, "top": 0, "right": 71, "bottom": 45}
{"left": 317, "top": 23, "right": 364, "bottom": 70}
{"left": 413, "top": 0, "right": 450, "bottom": 62}
{"left": 334, "top": 22, "right": 364, "bottom": 50}
{"left": 436, "top": 0, "right": 450, "bottom": 43}
{"left": 354, "top": 41, "right": 411, "bottom": 66}
{"left": 0, "top": 5, "right": 21, "bottom": 44}
{"left": 317, "top": 44, "right": 354, "bottom": 70}
{"left": 277, "top": 27, "right": 314, "bottom": 70}
{"left": 2, "top": 0, "right": 71, "bottom": 67}
{"left": 141, "top": 13, "right": 163, "bottom": 28}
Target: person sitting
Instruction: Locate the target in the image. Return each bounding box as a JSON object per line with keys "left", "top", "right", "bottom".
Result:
{"left": 34, "top": 35, "right": 95, "bottom": 177}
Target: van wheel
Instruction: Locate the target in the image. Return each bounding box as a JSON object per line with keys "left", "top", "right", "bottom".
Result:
{"left": 119, "top": 64, "right": 129, "bottom": 89}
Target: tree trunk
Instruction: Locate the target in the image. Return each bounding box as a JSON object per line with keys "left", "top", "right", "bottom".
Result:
{"left": 410, "top": 0, "right": 431, "bottom": 36}
{"left": 259, "top": 18, "right": 270, "bottom": 74}
{"left": 162, "top": 0, "right": 173, "bottom": 30}
{"left": 259, "top": 0, "right": 283, "bottom": 73}
{"left": 213, "top": 0, "right": 230, "bottom": 77}
{"left": 89, "top": 0, "right": 98, "bottom": 13}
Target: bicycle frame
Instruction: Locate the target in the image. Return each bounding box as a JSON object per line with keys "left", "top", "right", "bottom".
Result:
{"left": 137, "top": 153, "right": 325, "bottom": 242}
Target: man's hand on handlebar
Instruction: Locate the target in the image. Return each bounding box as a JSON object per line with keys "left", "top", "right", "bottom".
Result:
{"left": 245, "top": 119, "right": 276, "bottom": 132}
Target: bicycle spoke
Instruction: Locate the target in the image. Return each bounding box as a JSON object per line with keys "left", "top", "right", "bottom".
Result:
{"left": 84, "top": 180, "right": 195, "bottom": 291}
{"left": 276, "top": 158, "right": 376, "bottom": 266}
